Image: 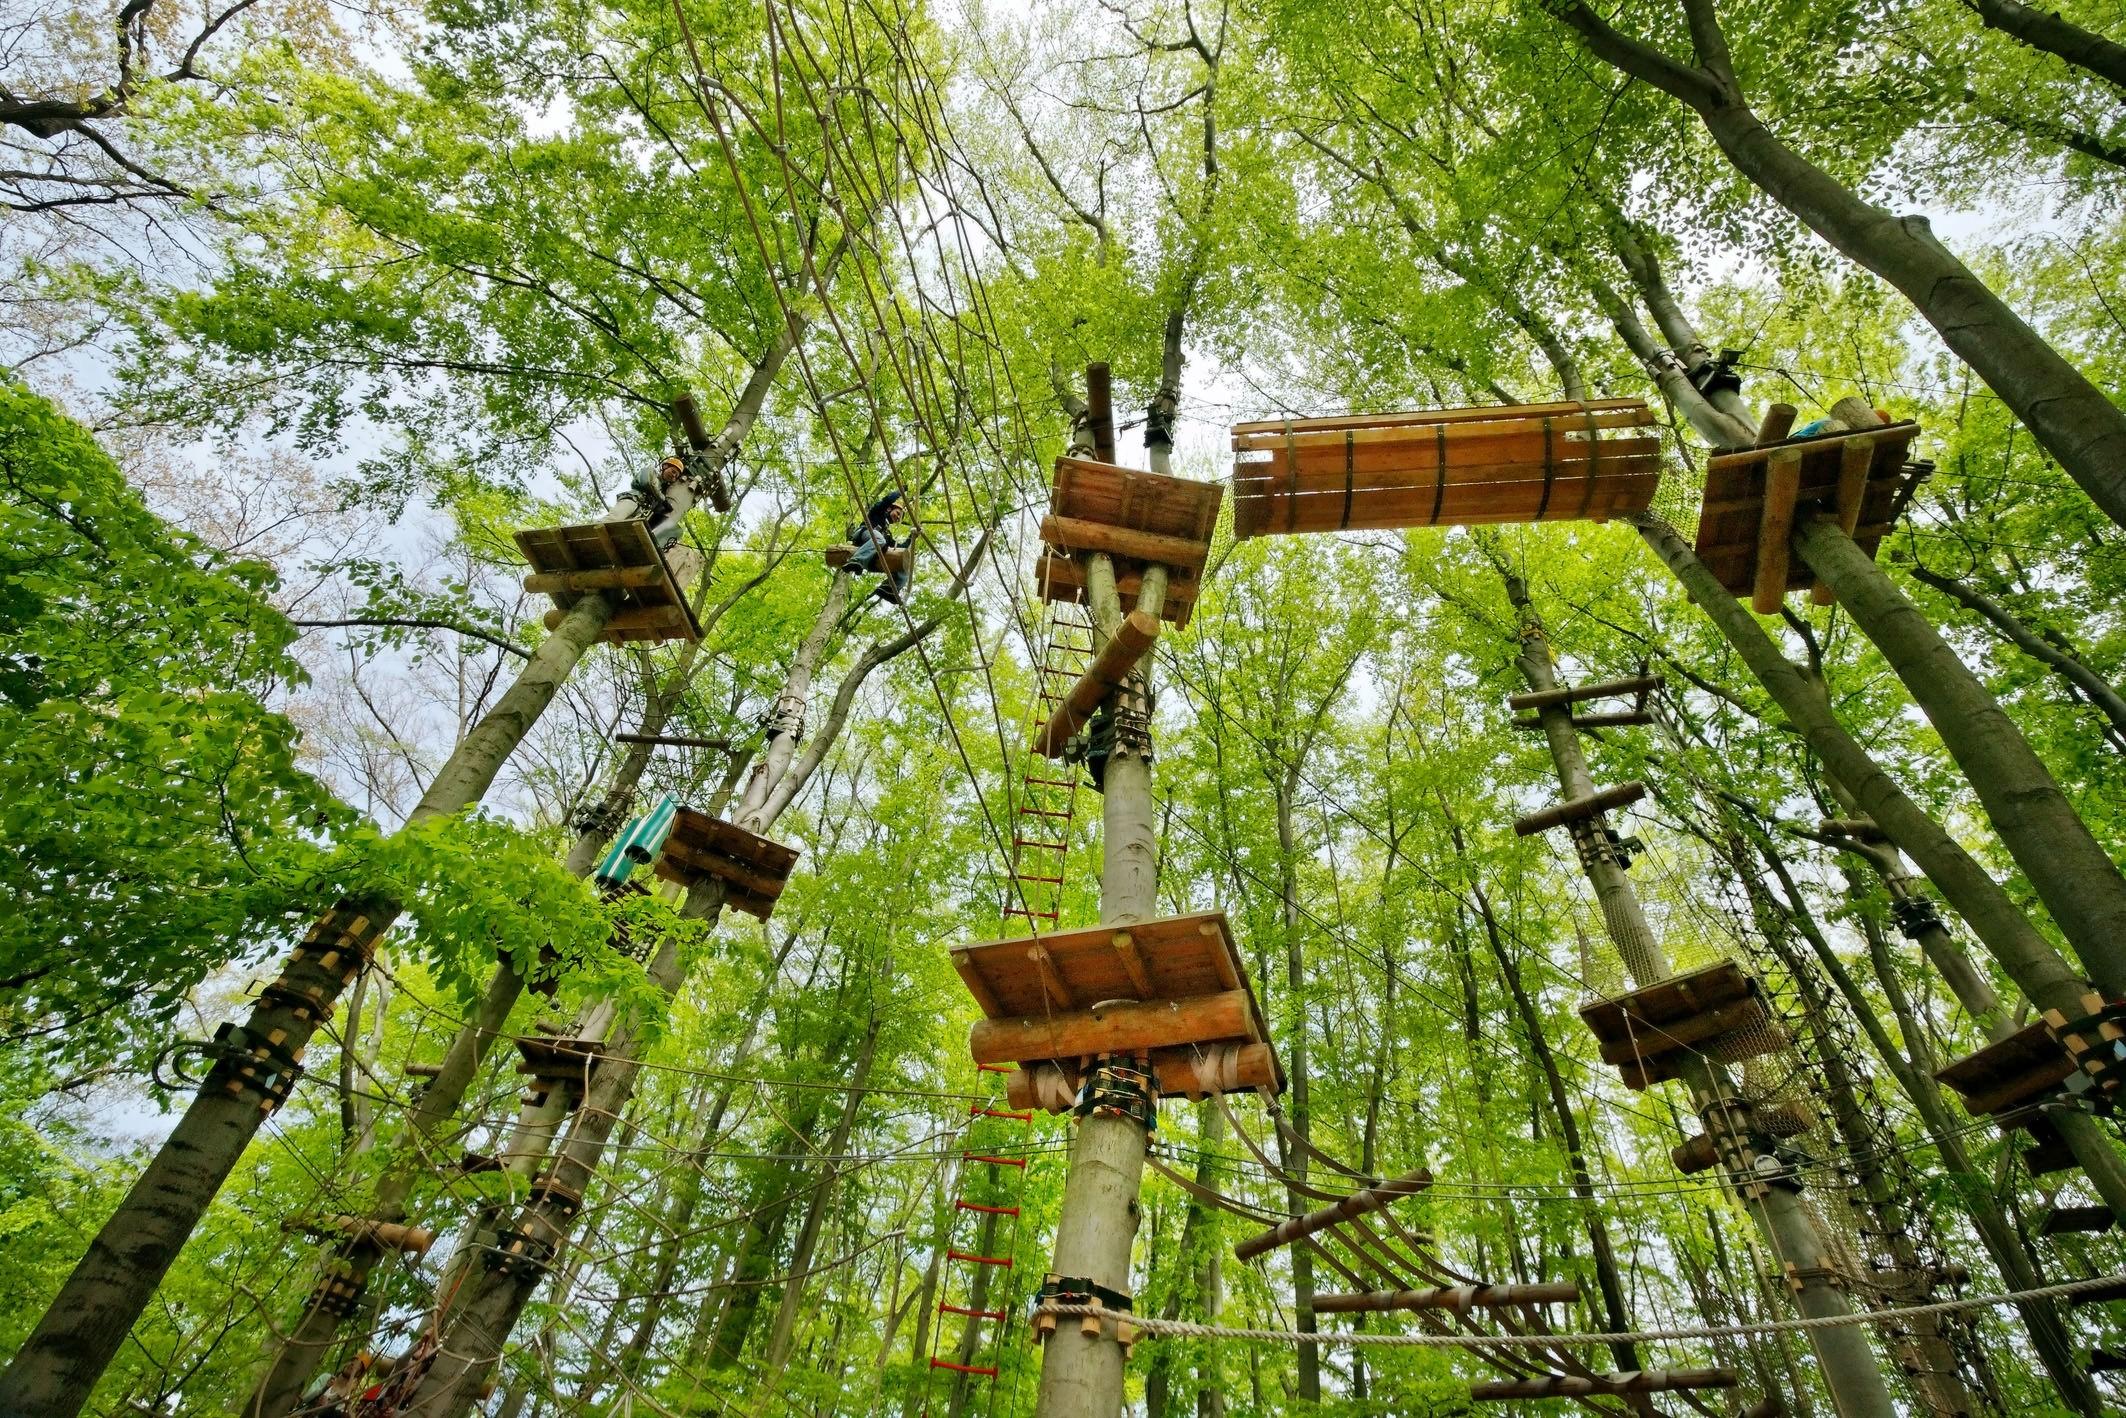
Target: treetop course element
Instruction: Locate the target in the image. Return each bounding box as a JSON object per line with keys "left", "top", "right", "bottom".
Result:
{"left": 1228, "top": 398, "right": 1662, "bottom": 536}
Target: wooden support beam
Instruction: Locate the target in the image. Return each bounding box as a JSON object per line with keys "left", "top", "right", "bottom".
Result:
{"left": 1513, "top": 781, "right": 1645, "bottom": 837}
{"left": 952, "top": 950, "right": 1005, "bottom": 1018}
{"left": 1314, "top": 1283, "right": 1580, "bottom": 1315}
{"left": 615, "top": 732, "right": 732, "bottom": 751}
{"left": 1471, "top": 1370, "right": 1738, "bottom": 1400}
{"left": 2041, "top": 1205, "right": 2116, "bottom": 1235}
{"left": 1028, "top": 941, "right": 1074, "bottom": 1009}
{"left": 1233, "top": 1169, "right": 1433, "bottom": 1261}
{"left": 1817, "top": 816, "right": 1888, "bottom": 843}
{"left": 1755, "top": 403, "right": 1797, "bottom": 446}
{"left": 524, "top": 565, "right": 666, "bottom": 594}
{"left": 969, "top": 991, "right": 1253, "bottom": 1066}
{"left": 1040, "top": 515, "right": 1210, "bottom": 570}
{"left": 825, "top": 544, "right": 910, "bottom": 573}
{"left": 1811, "top": 434, "right": 1879, "bottom": 605}
{"left": 1087, "top": 362, "right": 1116, "bottom": 465}
{"left": 1506, "top": 674, "right": 1663, "bottom": 712}
{"left": 1034, "top": 609, "right": 1160, "bottom": 757}
{"left": 658, "top": 839, "right": 786, "bottom": 899}
{"left": 283, "top": 1215, "right": 436, "bottom": 1256}
{"left": 1593, "top": 996, "right": 1768, "bottom": 1067}
{"left": 1511, "top": 710, "right": 1654, "bottom": 731}
{"left": 1110, "top": 930, "right": 1154, "bottom": 998}
{"left": 1751, "top": 447, "right": 1803, "bottom": 614}
{"left": 1005, "top": 1043, "right": 1280, "bottom": 1111}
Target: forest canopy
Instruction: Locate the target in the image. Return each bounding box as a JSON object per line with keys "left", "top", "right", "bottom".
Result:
{"left": 1, "top": 0, "right": 2124, "bottom": 1414}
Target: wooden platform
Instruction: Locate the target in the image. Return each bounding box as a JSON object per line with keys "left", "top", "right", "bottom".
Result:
{"left": 1036, "top": 458, "right": 1222, "bottom": 627}
{"left": 952, "top": 912, "right": 1283, "bottom": 1098}
{"left": 518, "top": 517, "right": 703, "bottom": 644}
{"left": 1935, "top": 1020, "right": 2077, "bottom": 1119}
{"left": 1229, "top": 400, "right": 1661, "bottom": 539}
{"left": 1692, "top": 423, "right": 1924, "bottom": 606}
{"left": 652, "top": 808, "right": 800, "bottom": 920}
{"left": 1576, "top": 961, "right": 1784, "bottom": 1090}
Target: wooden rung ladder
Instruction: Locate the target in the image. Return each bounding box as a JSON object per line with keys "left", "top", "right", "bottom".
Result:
{"left": 1003, "top": 601, "right": 1093, "bottom": 929}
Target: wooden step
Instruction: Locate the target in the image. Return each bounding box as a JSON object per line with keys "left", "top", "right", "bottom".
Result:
{"left": 652, "top": 808, "right": 800, "bottom": 920}
{"left": 516, "top": 517, "right": 702, "bottom": 644}
{"left": 1577, "top": 961, "right": 1784, "bottom": 1089}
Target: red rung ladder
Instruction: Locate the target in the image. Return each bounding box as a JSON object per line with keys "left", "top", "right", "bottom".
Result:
{"left": 922, "top": 1066, "right": 1038, "bottom": 1416}
{"left": 940, "top": 1302, "right": 1010, "bottom": 1320}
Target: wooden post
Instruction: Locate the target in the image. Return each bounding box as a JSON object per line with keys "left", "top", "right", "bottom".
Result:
{"left": 1086, "top": 363, "right": 1116, "bottom": 466}
{"left": 1504, "top": 572, "right": 1897, "bottom": 1417}
{"left": 1750, "top": 447, "right": 1802, "bottom": 614}
{"left": 1231, "top": 1170, "right": 1432, "bottom": 1260}
{"left": 1032, "top": 552, "right": 1161, "bottom": 1418}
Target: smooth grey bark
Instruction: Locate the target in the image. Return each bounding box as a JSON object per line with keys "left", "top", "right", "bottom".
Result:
{"left": 1957, "top": 0, "right": 2126, "bottom": 90}
{"left": 1906, "top": 562, "right": 2126, "bottom": 746}
{"left": 1601, "top": 209, "right": 1757, "bottom": 435}
{"left": 1506, "top": 573, "right": 1897, "bottom": 1416}
{"left": 1550, "top": 0, "right": 2126, "bottom": 532}
{"left": 1592, "top": 279, "right": 1754, "bottom": 447}
{"left": 1033, "top": 554, "right": 1162, "bottom": 1418}
{"left": 1794, "top": 518, "right": 2126, "bottom": 996}
{"left": 0, "top": 592, "right": 617, "bottom": 1418}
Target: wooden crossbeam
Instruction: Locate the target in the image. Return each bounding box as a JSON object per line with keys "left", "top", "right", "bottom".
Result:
{"left": 1511, "top": 710, "right": 1653, "bottom": 731}
{"left": 969, "top": 991, "right": 1253, "bottom": 1065}
{"left": 283, "top": 1215, "right": 435, "bottom": 1255}
{"left": 1513, "top": 781, "right": 1645, "bottom": 837}
{"left": 1233, "top": 1169, "right": 1432, "bottom": 1261}
{"left": 1470, "top": 1370, "right": 1738, "bottom": 1400}
{"left": 1034, "top": 609, "right": 1159, "bottom": 757}
{"left": 2041, "top": 1205, "right": 2116, "bottom": 1235}
{"left": 1751, "top": 447, "right": 1804, "bottom": 614}
{"left": 1005, "top": 1043, "right": 1281, "bottom": 1111}
{"left": 1594, "top": 997, "right": 1766, "bottom": 1067}
{"left": 1040, "top": 514, "right": 1210, "bottom": 570}
{"left": 825, "top": 544, "right": 909, "bottom": 573}
{"left": 1314, "top": 1283, "right": 1580, "bottom": 1314}
{"left": 1506, "top": 675, "right": 1662, "bottom": 713}
{"left": 523, "top": 565, "right": 666, "bottom": 594}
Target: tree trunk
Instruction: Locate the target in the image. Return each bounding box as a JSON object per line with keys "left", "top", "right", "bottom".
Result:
{"left": 1592, "top": 282, "right": 1752, "bottom": 447}
{"left": 1906, "top": 563, "right": 2126, "bottom": 747}
{"left": 1554, "top": 0, "right": 2126, "bottom": 530}
{"left": 1795, "top": 517, "right": 2126, "bottom": 996}
{"left": 1458, "top": 839, "right": 1641, "bottom": 1372}
{"left": 1272, "top": 772, "right": 1322, "bottom": 1404}
{"left": 1505, "top": 571, "right": 1898, "bottom": 1416}
{"left": 1638, "top": 514, "right": 2126, "bottom": 1214}
{"left": 1033, "top": 555, "right": 1160, "bottom": 1418}
{"left": 0, "top": 592, "right": 618, "bottom": 1418}
{"left": 1604, "top": 210, "right": 1755, "bottom": 430}
{"left": 761, "top": 1018, "right": 882, "bottom": 1374}
{"left": 1958, "top": 0, "right": 2126, "bottom": 90}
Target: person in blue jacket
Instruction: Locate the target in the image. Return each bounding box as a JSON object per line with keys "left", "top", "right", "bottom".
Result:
{"left": 844, "top": 489, "right": 913, "bottom": 603}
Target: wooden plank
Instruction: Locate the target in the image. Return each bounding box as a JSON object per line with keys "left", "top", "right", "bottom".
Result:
{"left": 1751, "top": 448, "right": 1803, "bottom": 614}
{"left": 658, "top": 839, "right": 788, "bottom": 900}
{"left": 1201, "top": 917, "right": 1242, "bottom": 991}
{"left": 1230, "top": 398, "right": 1648, "bottom": 438}
{"left": 1231, "top": 433, "right": 1663, "bottom": 482}
{"left": 1232, "top": 410, "right": 1654, "bottom": 460}
{"left": 968, "top": 991, "right": 1253, "bottom": 1064}
{"left": 1047, "top": 458, "right": 1225, "bottom": 543}
{"left": 1231, "top": 462, "right": 1661, "bottom": 538}
{"left": 1040, "top": 515, "right": 1210, "bottom": 573}
{"left": 1811, "top": 433, "right": 1880, "bottom": 605}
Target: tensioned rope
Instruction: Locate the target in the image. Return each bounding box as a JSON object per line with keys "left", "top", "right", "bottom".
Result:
{"left": 1035, "top": 1271, "right": 2126, "bottom": 1349}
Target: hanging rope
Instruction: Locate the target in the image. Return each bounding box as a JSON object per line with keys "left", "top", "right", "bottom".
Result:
{"left": 1035, "top": 1271, "right": 2126, "bottom": 1349}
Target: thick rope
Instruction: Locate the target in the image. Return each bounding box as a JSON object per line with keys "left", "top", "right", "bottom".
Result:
{"left": 1034, "top": 1271, "right": 2126, "bottom": 1349}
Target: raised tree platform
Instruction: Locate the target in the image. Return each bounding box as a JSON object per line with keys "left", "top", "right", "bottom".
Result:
{"left": 2041, "top": 1205, "right": 2117, "bottom": 1235}
{"left": 652, "top": 808, "right": 800, "bottom": 920}
{"left": 1035, "top": 458, "right": 1222, "bottom": 627}
{"left": 519, "top": 517, "right": 704, "bottom": 644}
{"left": 1934, "top": 1020, "right": 2078, "bottom": 1121}
{"left": 1692, "top": 422, "right": 1924, "bottom": 610}
{"left": 1577, "top": 961, "right": 1785, "bottom": 1090}
{"left": 1229, "top": 399, "right": 1661, "bottom": 538}
{"left": 953, "top": 912, "right": 1283, "bottom": 1108}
